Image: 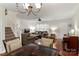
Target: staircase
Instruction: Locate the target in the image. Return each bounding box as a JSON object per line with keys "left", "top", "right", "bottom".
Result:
{"left": 5, "top": 27, "right": 15, "bottom": 40}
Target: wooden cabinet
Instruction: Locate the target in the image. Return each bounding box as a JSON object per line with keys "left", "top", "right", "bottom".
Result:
{"left": 63, "top": 36, "right": 78, "bottom": 53}
{"left": 68, "top": 36, "right": 78, "bottom": 49}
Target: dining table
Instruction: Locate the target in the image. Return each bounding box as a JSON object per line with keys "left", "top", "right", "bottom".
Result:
{"left": 5, "top": 43, "right": 58, "bottom": 56}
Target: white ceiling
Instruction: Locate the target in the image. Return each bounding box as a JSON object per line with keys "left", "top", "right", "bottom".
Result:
{"left": 0, "top": 3, "right": 78, "bottom": 21}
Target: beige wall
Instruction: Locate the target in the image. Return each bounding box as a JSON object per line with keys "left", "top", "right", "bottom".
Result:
{"left": 72, "top": 5, "right": 79, "bottom": 36}
{"left": 0, "top": 7, "right": 6, "bottom": 54}
{"left": 5, "top": 10, "right": 17, "bottom": 27}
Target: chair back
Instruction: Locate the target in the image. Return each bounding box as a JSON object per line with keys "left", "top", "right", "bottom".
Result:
{"left": 41, "top": 38, "right": 54, "bottom": 47}
{"left": 3, "top": 38, "right": 22, "bottom": 53}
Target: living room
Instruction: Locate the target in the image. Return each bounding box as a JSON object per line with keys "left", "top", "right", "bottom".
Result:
{"left": 0, "top": 3, "right": 79, "bottom": 56}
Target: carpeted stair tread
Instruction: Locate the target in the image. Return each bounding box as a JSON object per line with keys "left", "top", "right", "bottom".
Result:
{"left": 5, "top": 27, "right": 15, "bottom": 40}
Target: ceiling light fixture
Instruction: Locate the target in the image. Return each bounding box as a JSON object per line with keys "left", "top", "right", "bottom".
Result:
{"left": 16, "top": 3, "right": 42, "bottom": 16}
{"left": 51, "top": 27, "right": 57, "bottom": 31}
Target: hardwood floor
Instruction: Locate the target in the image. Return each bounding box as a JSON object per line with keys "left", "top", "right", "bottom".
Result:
{"left": 53, "top": 39, "right": 78, "bottom": 56}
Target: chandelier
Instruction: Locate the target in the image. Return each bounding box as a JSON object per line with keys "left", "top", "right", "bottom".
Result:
{"left": 16, "top": 3, "right": 42, "bottom": 16}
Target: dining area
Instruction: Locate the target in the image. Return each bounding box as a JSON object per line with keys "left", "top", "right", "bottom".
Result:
{"left": 3, "top": 31, "right": 60, "bottom": 56}
{"left": 5, "top": 43, "right": 58, "bottom": 56}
